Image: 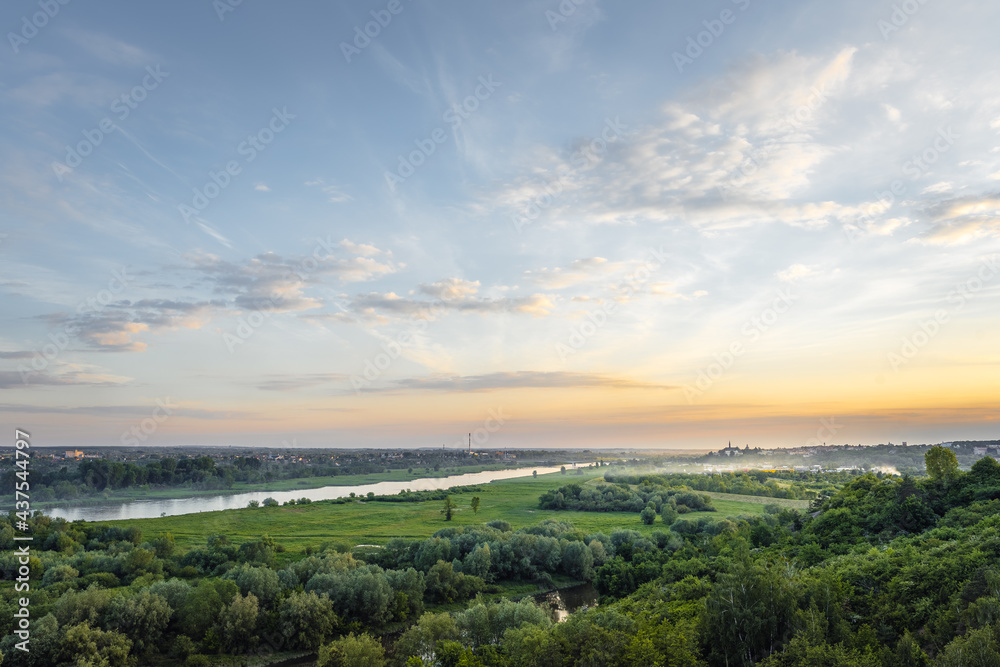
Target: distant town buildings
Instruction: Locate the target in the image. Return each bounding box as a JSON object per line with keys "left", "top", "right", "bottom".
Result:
{"left": 973, "top": 446, "right": 1000, "bottom": 461}
{"left": 711, "top": 442, "right": 763, "bottom": 457}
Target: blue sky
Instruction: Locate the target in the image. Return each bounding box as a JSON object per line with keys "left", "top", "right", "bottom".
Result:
{"left": 2, "top": 0, "right": 999, "bottom": 449}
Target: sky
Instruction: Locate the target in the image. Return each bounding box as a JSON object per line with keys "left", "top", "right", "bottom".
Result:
{"left": 1, "top": 0, "right": 998, "bottom": 450}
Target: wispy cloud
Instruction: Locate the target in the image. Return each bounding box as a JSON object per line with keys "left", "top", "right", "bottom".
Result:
{"left": 305, "top": 178, "right": 353, "bottom": 203}
{"left": 0, "top": 367, "right": 131, "bottom": 389}
{"left": 374, "top": 371, "right": 675, "bottom": 393}
{"left": 347, "top": 290, "right": 554, "bottom": 320}
{"left": 62, "top": 28, "right": 154, "bottom": 66}
{"left": 254, "top": 373, "right": 345, "bottom": 392}
{"left": 919, "top": 192, "right": 1000, "bottom": 245}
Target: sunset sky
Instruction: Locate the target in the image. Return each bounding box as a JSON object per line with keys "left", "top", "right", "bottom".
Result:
{"left": 2, "top": 0, "right": 998, "bottom": 449}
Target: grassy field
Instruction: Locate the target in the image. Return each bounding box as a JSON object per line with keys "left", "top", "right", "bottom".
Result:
{"left": 699, "top": 490, "right": 810, "bottom": 509}
{"left": 116, "top": 471, "right": 808, "bottom": 554}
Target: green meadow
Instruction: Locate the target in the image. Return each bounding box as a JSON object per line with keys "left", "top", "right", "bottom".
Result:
{"left": 115, "top": 471, "right": 810, "bottom": 554}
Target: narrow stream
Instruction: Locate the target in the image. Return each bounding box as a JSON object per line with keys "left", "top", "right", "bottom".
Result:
{"left": 534, "top": 582, "right": 600, "bottom": 621}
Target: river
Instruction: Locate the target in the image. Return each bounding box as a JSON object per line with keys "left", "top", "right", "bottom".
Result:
{"left": 534, "top": 583, "right": 600, "bottom": 621}
{"left": 42, "top": 464, "right": 585, "bottom": 522}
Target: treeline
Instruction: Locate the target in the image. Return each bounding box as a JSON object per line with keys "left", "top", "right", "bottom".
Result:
{"left": 0, "top": 452, "right": 505, "bottom": 503}
{"left": 605, "top": 471, "right": 822, "bottom": 500}
{"left": 366, "top": 485, "right": 486, "bottom": 503}
{"left": 539, "top": 482, "right": 716, "bottom": 515}
{"left": 0, "top": 456, "right": 240, "bottom": 501}
{"left": 0, "top": 456, "right": 227, "bottom": 499}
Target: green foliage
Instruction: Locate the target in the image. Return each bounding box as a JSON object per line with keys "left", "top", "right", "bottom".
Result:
{"left": 0, "top": 613, "right": 59, "bottom": 667}
{"left": 463, "top": 543, "right": 493, "bottom": 582}
{"left": 148, "top": 577, "right": 191, "bottom": 613}
{"left": 661, "top": 504, "right": 679, "bottom": 525}
{"left": 702, "top": 557, "right": 797, "bottom": 666}
{"left": 57, "top": 622, "right": 132, "bottom": 667}
{"left": 306, "top": 563, "right": 397, "bottom": 626}
{"left": 640, "top": 504, "right": 657, "bottom": 525}
{"left": 104, "top": 589, "right": 171, "bottom": 655}
{"left": 318, "top": 632, "right": 386, "bottom": 667}
{"left": 936, "top": 625, "right": 1000, "bottom": 667}
{"left": 279, "top": 590, "right": 340, "bottom": 650}
{"left": 926, "top": 445, "right": 960, "bottom": 483}
{"left": 52, "top": 585, "right": 113, "bottom": 628}
{"left": 759, "top": 631, "right": 880, "bottom": 666}
{"left": 237, "top": 534, "right": 276, "bottom": 566}
{"left": 453, "top": 597, "right": 551, "bottom": 647}
{"left": 425, "top": 560, "right": 485, "bottom": 603}
{"left": 503, "top": 623, "right": 563, "bottom": 666}
{"left": 215, "top": 592, "right": 259, "bottom": 653}
{"left": 178, "top": 578, "right": 238, "bottom": 640}
{"left": 225, "top": 562, "right": 281, "bottom": 606}
{"left": 41, "top": 563, "right": 79, "bottom": 585}
{"left": 561, "top": 540, "right": 594, "bottom": 580}
{"left": 395, "top": 612, "right": 458, "bottom": 664}
{"left": 172, "top": 635, "right": 196, "bottom": 661}
{"left": 540, "top": 481, "right": 717, "bottom": 514}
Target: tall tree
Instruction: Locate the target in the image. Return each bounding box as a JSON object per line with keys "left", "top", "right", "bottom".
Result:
{"left": 215, "top": 592, "right": 259, "bottom": 653}
{"left": 925, "top": 445, "right": 960, "bottom": 483}
{"left": 470, "top": 496, "right": 481, "bottom": 515}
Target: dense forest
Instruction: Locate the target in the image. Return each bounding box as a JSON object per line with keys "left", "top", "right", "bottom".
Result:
{"left": 2, "top": 447, "right": 1000, "bottom": 665}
